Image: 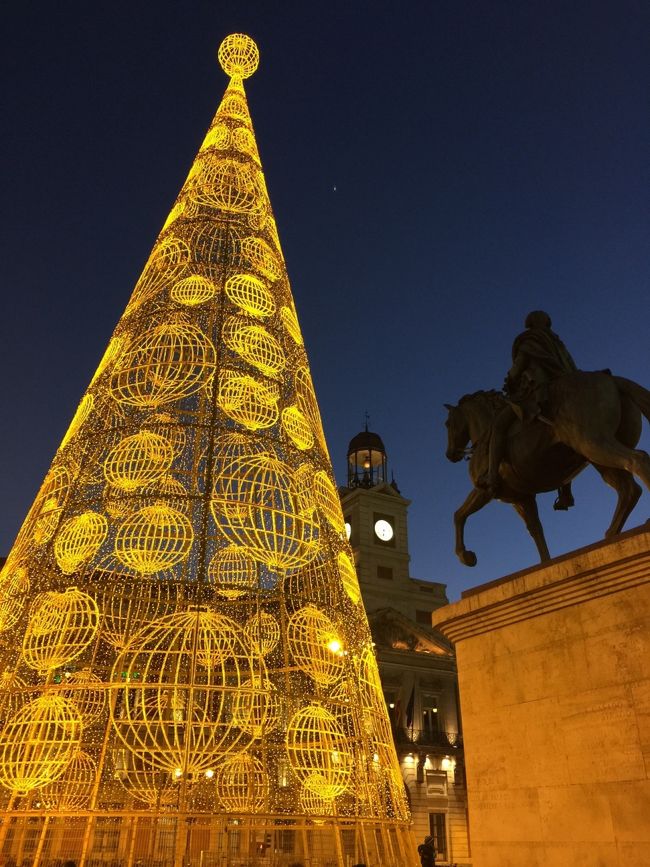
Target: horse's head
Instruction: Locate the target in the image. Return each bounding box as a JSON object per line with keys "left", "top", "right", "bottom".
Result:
{"left": 444, "top": 402, "right": 469, "bottom": 462}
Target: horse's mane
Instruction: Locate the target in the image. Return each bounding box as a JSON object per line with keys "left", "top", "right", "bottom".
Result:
{"left": 457, "top": 389, "right": 506, "bottom": 416}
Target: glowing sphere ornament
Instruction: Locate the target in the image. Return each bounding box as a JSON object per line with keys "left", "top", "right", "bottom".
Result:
{"left": 0, "top": 695, "right": 82, "bottom": 794}
{"left": 103, "top": 430, "right": 174, "bottom": 491}
{"left": 111, "top": 609, "right": 259, "bottom": 774}
{"left": 215, "top": 753, "right": 268, "bottom": 812}
{"left": 218, "top": 33, "right": 260, "bottom": 79}
{"left": 225, "top": 273, "right": 275, "bottom": 318}
{"left": 114, "top": 504, "right": 193, "bottom": 573}
{"left": 110, "top": 323, "right": 216, "bottom": 408}
{"left": 22, "top": 588, "right": 99, "bottom": 672}
{"left": 40, "top": 751, "right": 96, "bottom": 810}
{"left": 54, "top": 511, "right": 107, "bottom": 574}
{"left": 286, "top": 704, "right": 352, "bottom": 799}
{"left": 287, "top": 605, "right": 345, "bottom": 685}
{"left": 0, "top": 560, "right": 30, "bottom": 632}
{"left": 211, "top": 452, "right": 319, "bottom": 570}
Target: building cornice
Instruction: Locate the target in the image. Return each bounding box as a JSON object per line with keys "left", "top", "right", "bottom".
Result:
{"left": 432, "top": 522, "right": 650, "bottom": 644}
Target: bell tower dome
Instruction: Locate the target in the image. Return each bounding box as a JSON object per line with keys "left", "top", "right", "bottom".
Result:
{"left": 347, "top": 425, "right": 388, "bottom": 488}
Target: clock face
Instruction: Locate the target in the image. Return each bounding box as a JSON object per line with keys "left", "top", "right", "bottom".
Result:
{"left": 374, "top": 519, "right": 394, "bottom": 542}
{"left": 345, "top": 522, "right": 352, "bottom": 541}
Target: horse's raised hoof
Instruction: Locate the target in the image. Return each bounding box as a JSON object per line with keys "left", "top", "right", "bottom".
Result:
{"left": 459, "top": 550, "right": 477, "bottom": 567}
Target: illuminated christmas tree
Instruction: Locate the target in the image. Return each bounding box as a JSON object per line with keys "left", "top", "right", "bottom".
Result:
{"left": 0, "top": 34, "right": 416, "bottom": 865}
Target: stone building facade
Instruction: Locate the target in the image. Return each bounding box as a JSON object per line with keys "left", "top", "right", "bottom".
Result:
{"left": 340, "top": 429, "right": 472, "bottom": 865}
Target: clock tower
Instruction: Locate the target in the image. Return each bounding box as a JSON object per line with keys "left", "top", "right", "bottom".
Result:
{"left": 340, "top": 427, "right": 446, "bottom": 617}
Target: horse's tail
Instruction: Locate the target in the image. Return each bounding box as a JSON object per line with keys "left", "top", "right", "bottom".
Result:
{"left": 614, "top": 376, "right": 650, "bottom": 424}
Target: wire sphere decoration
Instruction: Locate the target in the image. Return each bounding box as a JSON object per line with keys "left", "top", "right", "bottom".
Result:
{"left": 0, "top": 670, "right": 27, "bottom": 722}
{"left": 22, "top": 587, "right": 100, "bottom": 672}
{"left": 232, "top": 126, "right": 260, "bottom": 163}
{"left": 224, "top": 317, "right": 286, "bottom": 378}
{"left": 95, "top": 564, "right": 179, "bottom": 649}
{"left": 29, "top": 465, "right": 72, "bottom": 546}
{"left": 211, "top": 452, "right": 319, "bottom": 571}
{"left": 202, "top": 123, "right": 230, "bottom": 152}
{"left": 126, "top": 237, "right": 190, "bottom": 313}
{"left": 0, "top": 560, "right": 30, "bottom": 632}
{"left": 104, "top": 430, "right": 174, "bottom": 492}
{"left": 0, "top": 695, "right": 82, "bottom": 794}
{"left": 244, "top": 611, "right": 280, "bottom": 656}
{"left": 207, "top": 545, "right": 258, "bottom": 598}
{"left": 225, "top": 273, "right": 275, "bottom": 319}
{"left": 217, "top": 371, "right": 280, "bottom": 430}
{"left": 281, "top": 406, "right": 314, "bottom": 451}
{"left": 218, "top": 33, "right": 260, "bottom": 79}
{"left": 295, "top": 366, "right": 328, "bottom": 454}
{"left": 300, "top": 784, "right": 336, "bottom": 818}
{"left": 284, "top": 553, "right": 338, "bottom": 610}
{"left": 240, "top": 236, "right": 283, "bottom": 281}
{"left": 110, "top": 323, "right": 216, "bottom": 408}
{"left": 170, "top": 275, "right": 218, "bottom": 306}
{"left": 114, "top": 751, "right": 181, "bottom": 808}
{"left": 191, "top": 159, "right": 263, "bottom": 214}
{"left": 110, "top": 609, "right": 260, "bottom": 774}
{"left": 54, "top": 511, "right": 108, "bottom": 574}
{"left": 314, "top": 470, "right": 345, "bottom": 533}
{"left": 287, "top": 605, "right": 345, "bottom": 685}
{"left": 62, "top": 669, "right": 107, "bottom": 726}
{"left": 337, "top": 551, "right": 361, "bottom": 605}
{"left": 114, "top": 504, "right": 194, "bottom": 573}
{"left": 280, "top": 305, "right": 303, "bottom": 345}
{"left": 286, "top": 704, "right": 353, "bottom": 800}
{"left": 215, "top": 753, "right": 268, "bottom": 813}
{"left": 40, "top": 750, "right": 96, "bottom": 810}
{"left": 230, "top": 676, "right": 280, "bottom": 738}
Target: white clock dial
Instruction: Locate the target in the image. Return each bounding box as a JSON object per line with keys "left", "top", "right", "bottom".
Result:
{"left": 374, "top": 519, "right": 394, "bottom": 541}
{"left": 345, "top": 522, "right": 352, "bottom": 541}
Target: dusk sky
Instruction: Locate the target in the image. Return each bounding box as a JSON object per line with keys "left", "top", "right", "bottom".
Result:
{"left": 2, "top": 1, "right": 648, "bottom": 602}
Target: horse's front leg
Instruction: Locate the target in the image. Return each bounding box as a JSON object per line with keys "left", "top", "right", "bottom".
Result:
{"left": 512, "top": 496, "right": 550, "bottom": 562}
{"left": 454, "top": 487, "right": 492, "bottom": 566}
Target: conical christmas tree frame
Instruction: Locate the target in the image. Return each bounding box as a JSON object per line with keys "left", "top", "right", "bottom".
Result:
{"left": 0, "top": 35, "right": 416, "bottom": 866}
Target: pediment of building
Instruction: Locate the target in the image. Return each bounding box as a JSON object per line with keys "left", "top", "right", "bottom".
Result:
{"left": 367, "top": 607, "right": 453, "bottom": 656}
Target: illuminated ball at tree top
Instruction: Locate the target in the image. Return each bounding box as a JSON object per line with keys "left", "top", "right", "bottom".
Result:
{"left": 218, "top": 34, "right": 259, "bottom": 79}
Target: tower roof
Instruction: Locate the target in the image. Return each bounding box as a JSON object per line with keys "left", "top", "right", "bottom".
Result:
{"left": 347, "top": 429, "right": 386, "bottom": 455}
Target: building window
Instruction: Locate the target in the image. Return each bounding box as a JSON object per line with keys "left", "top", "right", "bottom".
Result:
{"left": 415, "top": 609, "right": 432, "bottom": 625}
{"left": 377, "top": 565, "right": 393, "bottom": 580}
{"left": 421, "top": 694, "right": 439, "bottom": 741}
{"left": 428, "top": 812, "right": 447, "bottom": 861}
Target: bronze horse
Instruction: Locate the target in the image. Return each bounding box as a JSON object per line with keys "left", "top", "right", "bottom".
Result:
{"left": 445, "top": 372, "right": 650, "bottom": 566}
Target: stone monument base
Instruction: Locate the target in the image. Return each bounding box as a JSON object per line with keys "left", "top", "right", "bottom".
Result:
{"left": 432, "top": 523, "right": 650, "bottom": 867}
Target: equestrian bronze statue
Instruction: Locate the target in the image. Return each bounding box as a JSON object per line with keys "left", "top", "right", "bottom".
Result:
{"left": 445, "top": 312, "right": 650, "bottom": 566}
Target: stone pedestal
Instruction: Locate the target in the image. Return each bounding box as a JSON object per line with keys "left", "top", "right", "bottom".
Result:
{"left": 432, "top": 523, "right": 650, "bottom": 867}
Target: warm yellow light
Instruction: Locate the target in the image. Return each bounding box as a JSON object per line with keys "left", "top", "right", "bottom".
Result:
{"left": 0, "top": 28, "right": 414, "bottom": 864}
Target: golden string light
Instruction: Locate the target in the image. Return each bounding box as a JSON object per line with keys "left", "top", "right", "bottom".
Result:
{"left": 0, "top": 29, "right": 414, "bottom": 866}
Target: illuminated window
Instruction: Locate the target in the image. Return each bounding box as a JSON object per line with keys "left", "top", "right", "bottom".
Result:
{"left": 421, "top": 694, "right": 439, "bottom": 741}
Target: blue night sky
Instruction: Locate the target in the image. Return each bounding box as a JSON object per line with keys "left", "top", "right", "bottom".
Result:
{"left": 1, "top": 1, "right": 648, "bottom": 602}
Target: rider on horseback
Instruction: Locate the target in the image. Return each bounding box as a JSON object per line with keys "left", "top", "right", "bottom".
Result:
{"left": 479, "top": 311, "right": 577, "bottom": 506}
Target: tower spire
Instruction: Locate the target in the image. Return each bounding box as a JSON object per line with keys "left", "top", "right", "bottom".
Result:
{"left": 0, "top": 33, "right": 415, "bottom": 865}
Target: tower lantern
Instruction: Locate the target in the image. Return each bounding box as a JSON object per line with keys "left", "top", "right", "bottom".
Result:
{"left": 0, "top": 33, "right": 416, "bottom": 866}
{"left": 347, "top": 425, "right": 388, "bottom": 488}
